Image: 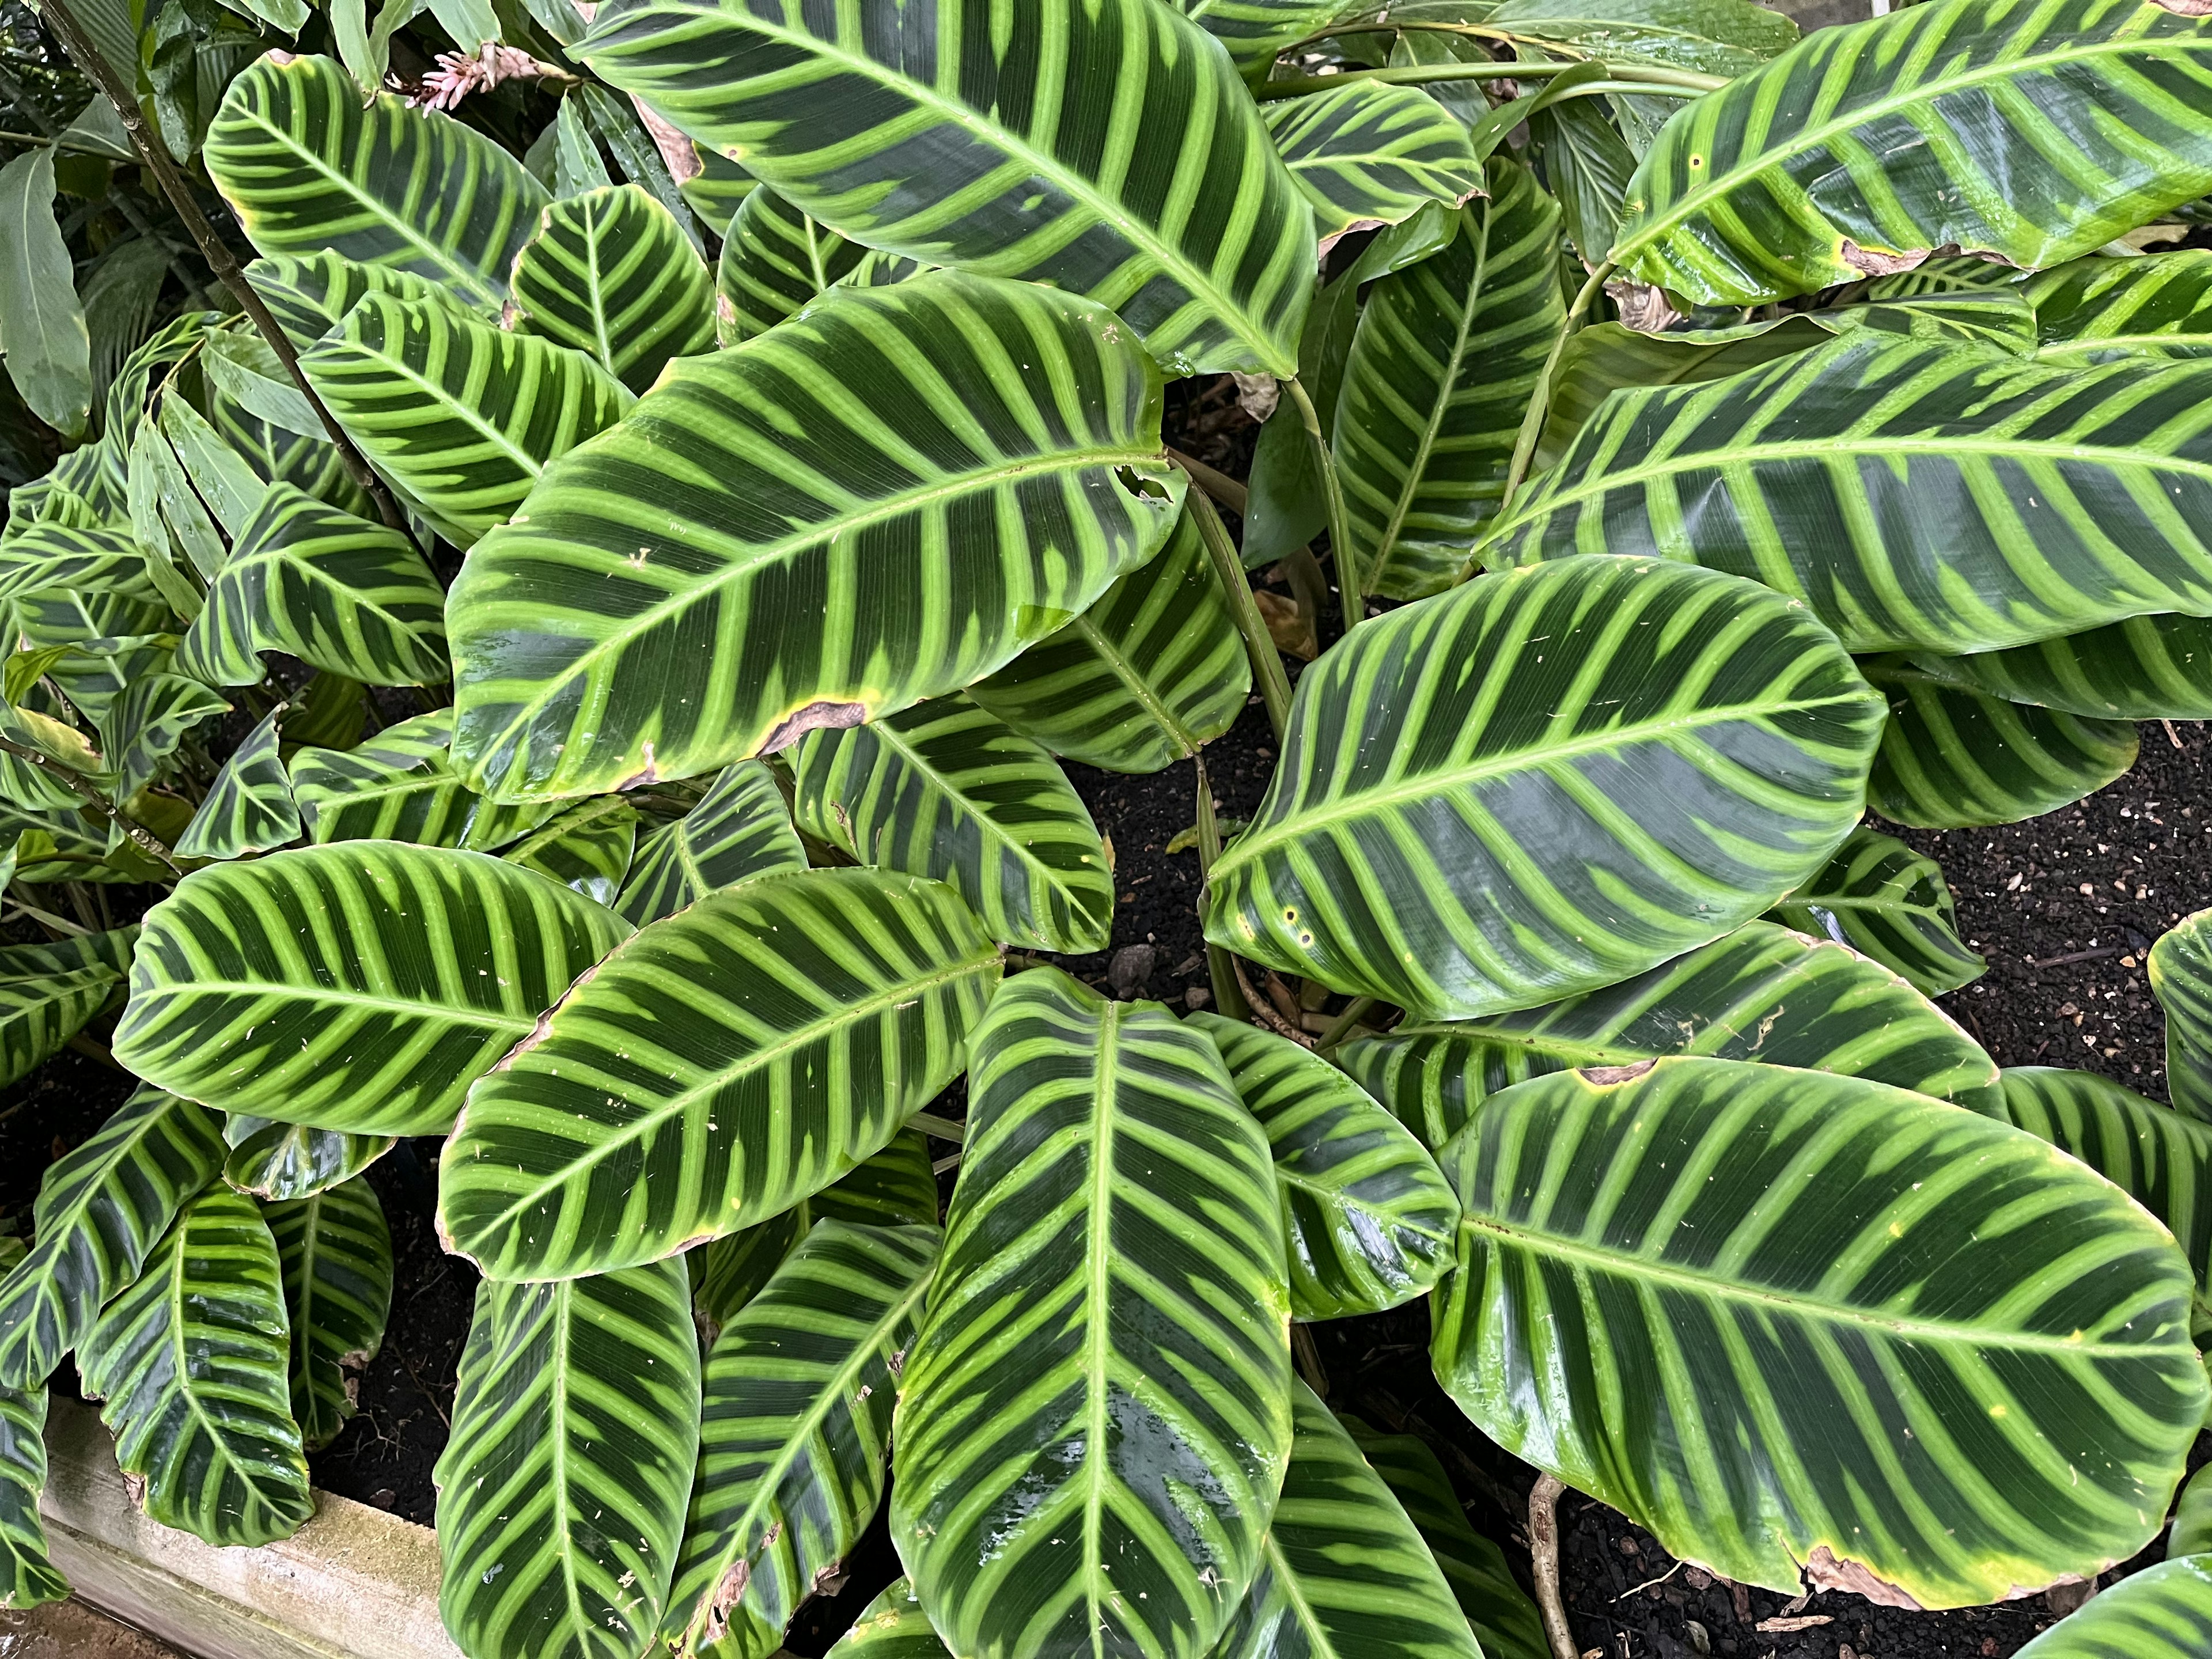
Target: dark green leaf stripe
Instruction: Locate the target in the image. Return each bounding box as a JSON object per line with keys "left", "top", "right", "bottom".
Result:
{"left": 1611, "top": 0, "right": 2212, "bottom": 305}
{"left": 1432, "top": 1057, "right": 2207, "bottom": 1608}
{"left": 690, "top": 1212, "right": 806, "bottom": 1344}
{"left": 1767, "top": 826, "right": 1986, "bottom": 998}
{"left": 1908, "top": 613, "right": 2212, "bottom": 721}
{"left": 2177, "top": 1461, "right": 2212, "bottom": 1554}
{"left": 206, "top": 54, "right": 546, "bottom": 310}
{"left": 0, "top": 1385, "right": 66, "bottom": 1610}
{"left": 289, "top": 713, "right": 559, "bottom": 855}
{"left": 440, "top": 868, "right": 999, "bottom": 1280}
{"left": 1335, "top": 920, "right": 2003, "bottom": 1150}
{"left": 714, "top": 185, "right": 865, "bottom": 347}
{"left": 2012, "top": 1555, "right": 2212, "bottom": 1657}
{"left": 1334, "top": 157, "right": 1562, "bottom": 600}
{"left": 2002, "top": 1066, "right": 2212, "bottom": 1302}
{"left": 81, "top": 1187, "right": 312, "bottom": 1548}
{"left": 224, "top": 1116, "right": 393, "bottom": 1203}
{"left": 448, "top": 272, "right": 1182, "bottom": 801}
{"left": 1213, "top": 1381, "right": 1479, "bottom": 1659}
{"left": 1191, "top": 1013, "right": 1457, "bottom": 1320}
{"left": 794, "top": 698, "right": 1113, "bottom": 953}
{"left": 502, "top": 798, "right": 640, "bottom": 908}
{"left": 244, "top": 251, "right": 479, "bottom": 350}
{"left": 577, "top": 0, "right": 1313, "bottom": 376}
{"left": 1262, "top": 84, "right": 1482, "bottom": 246}
{"left": 826, "top": 1579, "right": 952, "bottom": 1659}
{"left": 2150, "top": 910, "right": 2212, "bottom": 1125}
{"left": 1205, "top": 556, "right": 1884, "bottom": 1019}
{"left": 175, "top": 482, "right": 448, "bottom": 688}
{"left": 437, "top": 1259, "right": 700, "bottom": 1659}
{"left": 176, "top": 709, "right": 301, "bottom": 861}
{"left": 664, "top": 1220, "right": 938, "bottom": 1657}
{"left": 267, "top": 1176, "right": 392, "bottom": 1450}
{"left": 103, "top": 675, "right": 233, "bottom": 802}
{"left": 1486, "top": 334, "right": 2212, "bottom": 657}
{"left": 967, "top": 504, "right": 1249, "bottom": 774}
{"left": 615, "top": 762, "right": 802, "bottom": 926}
{"left": 0, "top": 522, "right": 160, "bottom": 605}
{"left": 0, "top": 1086, "right": 224, "bottom": 1390}
{"left": 2029, "top": 251, "right": 2212, "bottom": 363}
{"left": 509, "top": 184, "right": 717, "bottom": 396}
{"left": 1486, "top": 0, "right": 1799, "bottom": 75}
{"left": 0, "top": 925, "right": 135, "bottom": 1089}
{"left": 301, "top": 293, "right": 632, "bottom": 549}
{"left": 1166, "top": 0, "right": 1343, "bottom": 71}
{"left": 892, "top": 968, "right": 1290, "bottom": 1659}
{"left": 112, "top": 843, "right": 631, "bottom": 1136}
{"left": 1866, "top": 667, "right": 2137, "bottom": 829}
{"left": 813, "top": 1127, "right": 938, "bottom": 1229}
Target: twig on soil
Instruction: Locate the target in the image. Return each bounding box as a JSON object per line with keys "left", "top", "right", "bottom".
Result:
{"left": 1613, "top": 1560, "right": 1682, "bottom": 1601}
{"left": 1529, "top": 1474, "right": 1581, "bottom": 1659}
{"left": 2028, "top": 946, "right": 2118, "bottom": 968}
{"left": 2165, "top": 719, "right": 2185, "bottom": 749}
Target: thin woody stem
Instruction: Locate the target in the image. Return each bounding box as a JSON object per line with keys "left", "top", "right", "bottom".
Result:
{"left": 0, "top": 736, "right": 180, "bottom": 874}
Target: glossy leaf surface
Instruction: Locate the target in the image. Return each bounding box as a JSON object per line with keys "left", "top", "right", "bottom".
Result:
{"left": 1866, "top": 669, "right": 2137, "bottom": 829}
{"left": 501, "top": 797, "right": 639, "bottom": 908}
{"left": 1262, "top": 84, "right": 1482, "bottom": 246}
{"left": 2029, "top": 251, "right": 2212, "bottom": 363}
{"left": 175, "top": 709, "right": 301, "bottom": 861}
{"left": 0, "top": 1385, "right": 65, "bottom": 1610}
{"left": 0, "top": 926, "right": 134, "bottom": 1089}
{"left": 614, "top": 762, "right": 803, "bottom": 926}
{"left": 1908, "top": 614, "right": 2212, "bottom": 721}
{"left": 266, "top": 1177, "right": 392, "bottom": 1450}
{"left": 2151, "top": 910, "right": 2212, "bottom": 1124}
{"left": 714, "top": 186, "right": 864, "bottom": 347}
{"left": 224, "top": 1116, "right": 393, "bottom": 1203}
{"left": 1766, "top": 827, "right": 1986, "bottom": 998}
{"left": 508, "top": 183, "right": 715, "bottom": 395}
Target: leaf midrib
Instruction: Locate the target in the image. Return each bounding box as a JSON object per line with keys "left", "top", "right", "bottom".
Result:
{"left": 1067, "top": 613, "right": 1200, "bottom": 756}
{"left": 1081, "top": 1003, "right": 1122, "bottom": 1657}
{"left": 863, "top": 718, "right": 1094, "bottom": 912}
{"left": 153, "top": 978, "right": 533, "bottom": 1031}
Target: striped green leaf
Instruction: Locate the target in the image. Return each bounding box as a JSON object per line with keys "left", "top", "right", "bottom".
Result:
{"left": 1213, "top": 1381, "right": 1479, "bottom": 1659}
{"left": 1610, "top": 0, "right": 2212, "bottom": 306}
{"left": 1337, "top": 1416, "right": 1550, "bottom": 1659}
{"left": 891, "top": 968, "right": 1291, "bottom": 1659}
{"left": 1767, "top": 826, "right": 1986, "bottom": 998}
{"left": 690, "top": 1213, "right": 806, "bottom": 1344}
{"left": 300, "top": 293, "right": 632, "bottom": 549}
{"left": 113, "top": 843, "right": 631, "bottom": 1136}
{"left": 0, "top": 1086, "right": 224, "bottom": 1390}
{"left": 206, "top": 54, "right": 546, "bottom": 311}
{"left": 2002, "top": 1066, "right": 2212, "bottom": 1301}
{"left": 223, "top": 1116, "right": 393, "bottom": 1202}
{"left": 966, "top": 503, "right": 1249, "bottom": 774}
{"left": 502, "top": 798, "right": 639, "bottom": 907}
{"left": 508, "top": 184, "right": 716, "bottom": 396}
{"left": 1484, "top": 0, "right": 1800, "bottom": 76}
{"left": 287, "top": 711, "right": 560, "bottom": 853}
{"left": 1866, "top": 666, "right": 2138, "bottom": 829}
{"left": 2174, "top": 1461, "right": 2212, "bottom": 1555}
{"left": 2029, "top": 251, "right": 2212, "bottom": 364}
{"left": 615, "top": 762, "right": 802, "bottom": 926}
{"left": 175, "top": 482, "right": 447, "bottom": 688}
{"left": 578, "top": 0, "right": 1314, "bottom": 376}
{"left": 440, "top": 868, "right": 998, "bottom": 1281}
{"left": 0, "top": 926, "right": 134, "bottom": 1089}
{"left": 1166, "top": 0, "right": 1344, "bottom": 71}
{"left": 1336, "top": 920, "right": 2003, "bottom": 1150}
{"left": 0, "top": 1385, "right": 66, "bottom": 1610}
{"left": 826, "top": 1580, "right": 951, "bottom": 1659}
{"left": 1334, "top": 157, "right": 1562, "bottom": 601}
{"left": 436, "top": 1259, "right": 701, "bottom": 1659}
{"left": 2151, "top": 910, "right": 2212, "bottom": 1125}
{"left": 1908, "top": 614, "right": 2212, "bottom": 721}
{"left": 0, "top": 523, "right": 160, "bottom": 606}
{"left": 267, "top": 1176, "right": 392, "bottom": 1450}
{"left": 1485, "top": 334, "right": 2212, "bottom": 657}
{"left": 1431, "top": 1056, "right": 2207, "bottom": 1608}
{"left": 2012, "top": 1556, "right": 2212, "bottom": 1657}
{"left": 664, "top": 1221, "right": 938, "bottom": 1657}
{"left": 448, "top": 272, "right": 1181, "bottom": 801}
{"left": 1205, "top": 556, "right": 1883, "bottom": 1019}
{"left": 714, "top": 186, "right": 865, "bottom": 347}
{"left": 1191, "top": 1013, "right": 1457, "bottom": 1321}
{"left": 794, "top": 698, "right": 1113, "bottom": 953}
{"left": 1263, "top": 85, "right": 1482, "bottom": 247}
{"left": 104, "top": 673, "right": 231, "bottom": 801}
{"left": 244, "top": 251, "right": 479, "bottom": 351}
{"left": 81, "top": 1186, "right": 312, "bottom": 1548}
{"left": 176, "top": 709, "right": 301, "bottom": 861}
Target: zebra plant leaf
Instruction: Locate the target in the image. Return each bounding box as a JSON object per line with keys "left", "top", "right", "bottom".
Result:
{"left": 79, "top": 1186, "right": 313, "bottom": 1548}
{"left": 502, "top": 797, "right": 639, "bottom": 907}
{"left": 1484, "top": 334, "right": 2212, "bottom": 657}
{"left": 1334, "top": 157, "right": 1562, "bottom": 601}
{"left": 287, "top": 711, "right": 560, "bottom": 853}
{"left": 206, "top": 54, "right": 546, "bottom": 310}
{"left": 2175, "top": 1463, "right": 2212, "bottom": 1558}
{"left": 577, "top": 0, "right": 1313, "bottom": 376}
{"left": 1262, "top": 84, "right": 1482, "bottom": 248}
{"left": 1213, "top": 1381, "right": 1479, "bottom": 1659}
{"left": 507, "top": 184, "right": 716, "bottom": 395}
{"left": 2029, "top": 251, "right": 2212, "bottom": 364}
{"left": 440, "top": 868, "right": 999, "bottom": 1281}
{"left": 1609, "top": 0, "right": 2212, "bottom": 305}
{"left": 2012, "top": 1557, "right": 2212, "bottom": 1658}
{"left": 1190, "top": 1013, "right": 1457, "bottom": 1321}
{"left": 0, "top": 1385, "right": 66, "bottom": 1610}
{"left": 244, "top": 251, "right": 478, "bottom": 350}
{"left": 175, "top": 482, "right": 448, "bottom": 688}
{"left": 1335, "top": 920, "right": 2003, "bottom": 1151}
{"left": 1485, "top": 0, "right": 1799, "bottom": 75}
{"left": 175, "top": 709, "right": 301, "bottom": 861}
{"left": 266, "top": 1176, "right": 392, "bottom": 1450}
{"left": 827, "top": 1579, "right": 952, "bottom": 1659}
{"left": 300, "top": 293, "right": 631, "bottom": 548}
{"left": 891, "top": 968, "right": 1291, "bottom": 1659}
{"left": 1164, "top": 0, "right": 1346, "bottom": 71}
{"left": 1433, "top": 1056, "right": 2207, "bottom": 1608}
{"left": 715, "top": 186, "right": 865, "bottom": 347}
{"left": 1204, "top": 556, "right": 1884, "bottom": 1019}
{"left": 112, "top": 843, "right": 631, "bottom": 1136}
{"left": 1908, "top": 614, "right": 2212, "bottom": 721}
{"left": 448, "top": 272, "right": 1183, "bottom": 801}
{"left": 615, "top": 762, "right": 802, "bottom": 926}
{"left": 2150, "top": 910, "right": 2212, "bottom": 1125}
{"left": 223, "top": 1115, "right": 393, "bottom": 1202}
{"left": 436, "top": 1258, "right": 700, "bottom": 1659}
{"left": 664, "top": 1221, "right": 939, "bottom": 1658}
{"left": 1766, "top": 827, "right": 1986, "bottom": 998}
{"left": 0, "top": 523, "right": 161, "bottom": 606}
{"left": 1865, "top": 666, "right": 2137, "bottom": 829}
{"left": 794, "top": 698, "right": 1114, "bottom": 953}
{"left": 966, "top": 504, "right": 1249, "bottom": 774}
{"left": 0, "top": 925, "right": 135, "bottom": 1088}
{"left": 0, "top": 1086, "right": 223, "bottom": 1389}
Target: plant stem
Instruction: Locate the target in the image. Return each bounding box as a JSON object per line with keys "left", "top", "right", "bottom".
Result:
{"left": 1184, "top": 480, "right": 1291, "bottom": 742}
{"left": 1529, "top": 1474, "right": 1580, "bottom": 1659}
{"left": 1291, "top": 1325, "right": 1330, "bottom": 1395}
{"left": 35, "top": 0, "right": 405, "bottom": 531}
{"left": 906, "top": 1110, "right": 967, "bottom": 1143}
{"left": 0, "top": 736, "right": 180, "bottom": 873}
{"left": 1283, "top": 377, "right": 1361, "bottom": 626}
{"left": 1313, "top": 995, "right": 1376, "bottom": 1052}
{"left": 1193, "top": 756, "right": 1250, "bottom": 1022}
{"left": 1256, "top": 60, "right": 1726, "bottom": 100}
{"left": 1499, "top": 260, "right": 1615, "bottom": 520}
{"left": 1166, "top": 446, "right": 1248, "bottom": 516}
